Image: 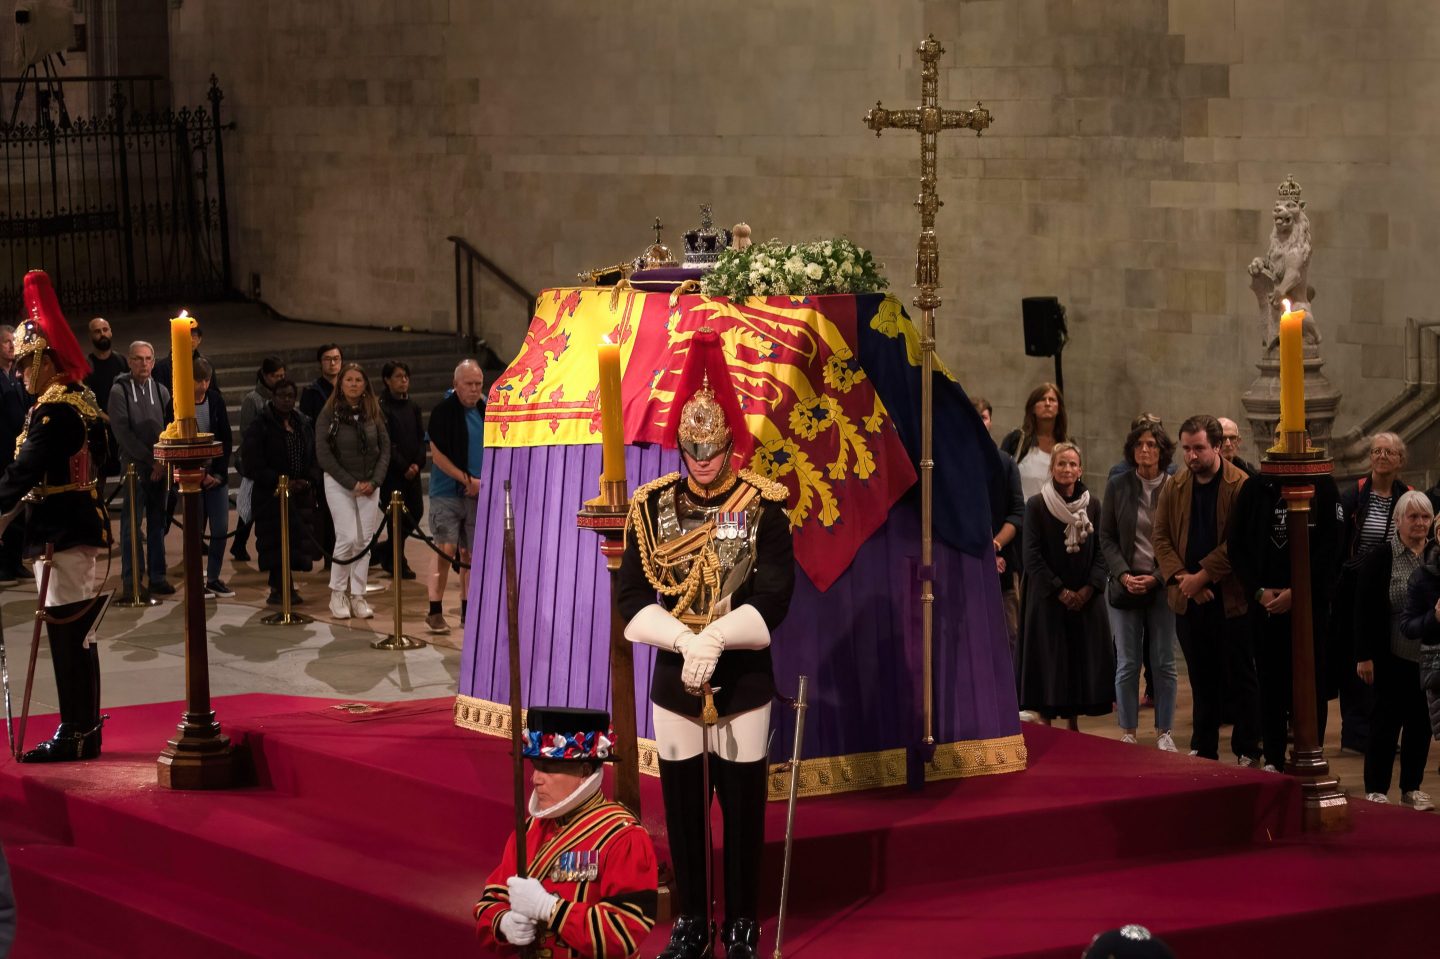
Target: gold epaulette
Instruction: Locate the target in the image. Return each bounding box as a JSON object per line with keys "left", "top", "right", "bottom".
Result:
{"left": 629, "top": 472, "right": 681, "bottom": 506}
{"left": 739, "top": 468, "right": 789, "bottom": 502}
{"left": 38, "top": 383, "right": 100, "bottom": 421}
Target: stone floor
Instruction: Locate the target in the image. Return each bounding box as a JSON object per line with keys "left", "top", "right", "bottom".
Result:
{"left": 2, "top": 506, "right": 1419, "bottom": 811}
{"left": 4, "top": 513, "right": 465, "bottom": 721}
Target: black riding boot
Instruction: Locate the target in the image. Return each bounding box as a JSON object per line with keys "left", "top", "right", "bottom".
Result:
{"left": 713, "top": 756, "right": 767, "bottom": 957}
{"left": 21, "top": 598, "right": 105, "bottom": 763}
{"left": 657, "top": 914, "right": 716, "bottom": 959}
{"left": 720, "top": 919, "right": 761, "bottom": 959}
{"left": 657, "top": 754, "right": 715, "bottom": 959}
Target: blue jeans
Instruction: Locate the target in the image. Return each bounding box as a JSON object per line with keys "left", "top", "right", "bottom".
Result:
{"left": 119, "top": 474, "right": 168, "bottom": 586}
{"left": 1108, "top": 589, "right": 1178, "bottom": 732}
{"left": 200, "top": 482, "right": 229, "bottom": 582}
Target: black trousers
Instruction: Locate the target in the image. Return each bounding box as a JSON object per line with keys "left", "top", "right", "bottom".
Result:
{"left": 1365, "top": 651, "right": 1432, "bottom": 795}
{"left": 658, "top": 754, "right": 767, "bottom": 923}
{"left": 1251, "top": 607, "right": 1329, "bottom": 769}
{"left": 1175, "top": 600, "right": 1261, "bottom": 761}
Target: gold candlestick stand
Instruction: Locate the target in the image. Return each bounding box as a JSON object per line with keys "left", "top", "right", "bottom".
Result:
{"left": 154, "top": 418, "right": 236, "bottom": 789}
{"left": 577, "top": 477, "right": 641, "bottom": 816}
{"left": 1261, "top": 430, "right": 1349, "bottom": 832}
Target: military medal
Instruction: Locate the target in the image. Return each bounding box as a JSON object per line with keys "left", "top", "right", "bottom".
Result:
{"left": 550, "top": 850, "right": 600, "bottom": 882}
{"left": 716, "top": 510, "right": 747, "bottom": 541}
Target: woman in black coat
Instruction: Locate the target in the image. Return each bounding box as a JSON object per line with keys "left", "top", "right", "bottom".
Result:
{"left": 1018, "top": 441, "right": 1114, "bottom": 729}
{"left": 241, "top": 379, "right": 322, "bottom": 604}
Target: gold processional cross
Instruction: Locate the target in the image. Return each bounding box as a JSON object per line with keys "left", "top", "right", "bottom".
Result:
{"left": 863, "top": 34, "right": 992, "bottom": 751}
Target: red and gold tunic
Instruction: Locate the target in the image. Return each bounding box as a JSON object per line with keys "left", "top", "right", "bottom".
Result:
{"left": 475, "top": 791, "right": 658, "bottom": 959}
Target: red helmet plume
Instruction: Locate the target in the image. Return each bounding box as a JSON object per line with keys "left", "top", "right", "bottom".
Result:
{"left": 19, "top": 270, "right": 91, "bottom": 384}
{"left": 663, "top": 327, "right": 752, "bottom": 465}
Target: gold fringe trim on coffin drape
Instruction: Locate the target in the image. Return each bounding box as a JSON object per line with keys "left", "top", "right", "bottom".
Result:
{"left": 454, "top": 694, "right": 1027, "bottom": 801}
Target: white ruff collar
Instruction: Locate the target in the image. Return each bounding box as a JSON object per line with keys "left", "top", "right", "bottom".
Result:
{"left": 529, "top": 768, "right": 605, "bottom": 820}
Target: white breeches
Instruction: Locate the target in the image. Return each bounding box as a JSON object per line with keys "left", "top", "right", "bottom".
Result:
{"left": 36, "top": 546, "right": 99, "bottom": 608}
{"left": 652, "top": 701, "right": 771, "bottom": 763}
{"left": 35, "top": 545, "right": 101, "bottom": 647}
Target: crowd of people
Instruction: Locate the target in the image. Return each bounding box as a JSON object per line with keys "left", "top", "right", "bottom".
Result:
{"left": 978, "top": 383, "right": 1440, "bottom": 810}
{"left": 0, "top": 320, "right": 489, "bottom": 635}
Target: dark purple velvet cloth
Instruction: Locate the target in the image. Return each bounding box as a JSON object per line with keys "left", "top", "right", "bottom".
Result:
{"left": 628, "top": 267, "right": 706, "bottom": 293}
{"left": 461, "top": 444, "right": 1020, "bottom": 763}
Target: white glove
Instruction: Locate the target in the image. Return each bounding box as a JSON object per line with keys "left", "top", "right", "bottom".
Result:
{"left": 507, "top": 875, "right": 560, "bottom": 923}
{"left": 499, "top": 910, "right": 537, "bottom": 945}
{"left": 682, "top": 628, "right": 723, "bottom": 691}
{"left": 625, "top": 604, "right": 693, "bottom": 655}
{"left": 707, "top": 604, "right": 771, "bottom": 651}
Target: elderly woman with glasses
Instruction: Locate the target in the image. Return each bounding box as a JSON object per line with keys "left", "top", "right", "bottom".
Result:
{"left": 1333, "top": 432, "right": 1412, "bottom": 753}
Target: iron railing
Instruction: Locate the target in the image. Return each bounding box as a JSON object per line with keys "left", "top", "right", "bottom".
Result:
{"left": 0, "top": 75, "right": 231, "bottom": 314}
{"left": 446, "top": 234, "right": 533, "bottom": 365}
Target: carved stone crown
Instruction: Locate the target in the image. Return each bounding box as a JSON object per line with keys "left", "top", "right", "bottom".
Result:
{"left": 682, "top": 204, "right": 732, "bottom": 268}
{"left": 1276, "top": 173, "right": 1305, "bottom": 208}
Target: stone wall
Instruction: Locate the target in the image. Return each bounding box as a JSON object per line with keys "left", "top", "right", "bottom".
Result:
{"left": 167, "top": 0, "right": 1440, "bottom": 471}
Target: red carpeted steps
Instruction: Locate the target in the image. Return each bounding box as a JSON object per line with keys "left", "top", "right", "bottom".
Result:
{"left": 9, "top": 843, "right": 389, "bottom": 959}
{"left": 777, "top": 800, "right": 1440, "bottom": 958}
{"left": 4, "top": 694, "right": 1439, "bottom": 958}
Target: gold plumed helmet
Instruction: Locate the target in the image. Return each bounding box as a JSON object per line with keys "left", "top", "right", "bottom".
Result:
{"left": 676, "top": 373, "right": 732, "bottom": 462}
{"left": 13, "top": 318, "right": 49, "bottom": 368}
{"left": 664, "top": 327, "right": 750, "bottom": 464}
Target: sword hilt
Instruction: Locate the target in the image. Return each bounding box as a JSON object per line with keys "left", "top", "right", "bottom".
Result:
{"left": 701, "top": 683, "right": 718, "bottom": 725}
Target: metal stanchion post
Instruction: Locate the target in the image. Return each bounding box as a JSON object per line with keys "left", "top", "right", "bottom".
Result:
{"left": 261, "top": 476, "right": 312, "bottom": 626}
{"left": 113, "top": 463, "right": 160, "bottom": 608}
{"left": 372, "top": 490, "right": 424, "bottom": 650}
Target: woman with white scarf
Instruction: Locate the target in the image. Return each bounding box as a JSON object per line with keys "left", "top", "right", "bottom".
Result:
{"left": 1018, "top": 442, "right": 1115, "bottom": 730}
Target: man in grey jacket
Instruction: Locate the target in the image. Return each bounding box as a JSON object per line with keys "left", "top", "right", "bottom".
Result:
{"left": 107, "top": 340, "right": 174, "bottom": 596}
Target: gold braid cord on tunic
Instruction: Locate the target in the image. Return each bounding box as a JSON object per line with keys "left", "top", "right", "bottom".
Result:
{"left": 626, "top": 469, "right": 785, "bottom": 630}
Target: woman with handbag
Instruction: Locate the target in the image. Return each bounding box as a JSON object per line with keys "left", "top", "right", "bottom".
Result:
{"left": 1017, "top": 442, "right": 1114, "bottom": 730}
{"left": 1099, "top": 424, "right": 1179, "bottom": 751}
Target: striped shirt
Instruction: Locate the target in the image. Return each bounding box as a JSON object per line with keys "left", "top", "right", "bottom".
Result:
{"left": 1356, "top": 493, "right": 1392, "bottom": 557}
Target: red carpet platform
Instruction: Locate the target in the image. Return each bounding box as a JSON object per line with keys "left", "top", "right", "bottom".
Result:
{"left": 2, "top": 695, "right": 1438, "bottom": 957}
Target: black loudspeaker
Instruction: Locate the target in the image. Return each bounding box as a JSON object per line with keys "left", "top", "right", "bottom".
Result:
{"left": 1022, "top": 297, "right": 1067, "bottom": 357}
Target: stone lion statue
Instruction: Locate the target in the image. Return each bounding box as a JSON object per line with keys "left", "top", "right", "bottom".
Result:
{"left": 1248, "top": 176, "right": 1319, "bottom": 350}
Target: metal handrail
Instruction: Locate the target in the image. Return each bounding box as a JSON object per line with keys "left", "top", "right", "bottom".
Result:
{"left": 445, "top": 235, "right": 534, "bottom": 357}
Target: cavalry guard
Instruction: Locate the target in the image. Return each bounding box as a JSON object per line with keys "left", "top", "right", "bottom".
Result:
{"left": 1, "top": 271, "right": 110, "bottom": 762}
{"left": 619, "top": 328, "right": 795, "bottom": 959}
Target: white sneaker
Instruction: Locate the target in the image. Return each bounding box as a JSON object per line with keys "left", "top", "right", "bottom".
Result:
{"left": 1018, "top": 710, "right": 1040, "bottom": 723}
{"left": 1156, "top": 732, "right": 1176, "bottom": 752}
{"left": 1121, "top": 733, "right": 1138, "bottom": 744}
{"left": 1262, "top": 764, "right": 1281, "bottom": 773}
{"left": 1365, "top": 792, "right": 1391, "bottom": 804}
{"left": 1237, "top": 756, "right": 1258, "bottom": 768}
{"left": 349, "top": 595, "right": 375, "bottom": 619}
{"left": 1188, "top": 749, "right": 1199, "bottom": 756}
{"left": 1402, "top": 790, "right": 1435, "bottom": 812}
{"left": 329, "top": 590, "right": 352, "bottom": 619}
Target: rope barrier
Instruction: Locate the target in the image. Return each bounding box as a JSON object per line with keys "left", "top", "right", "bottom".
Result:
{"left": 299, "top": 510, "right": 391, "bottom": 568}
{"left": 399, "top": 504, "right": 472, "bottom": 572}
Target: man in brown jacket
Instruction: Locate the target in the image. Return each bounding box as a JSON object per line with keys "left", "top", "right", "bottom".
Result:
{"left": 1152, "top": 414, "right": 1262, "bottom": 764}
